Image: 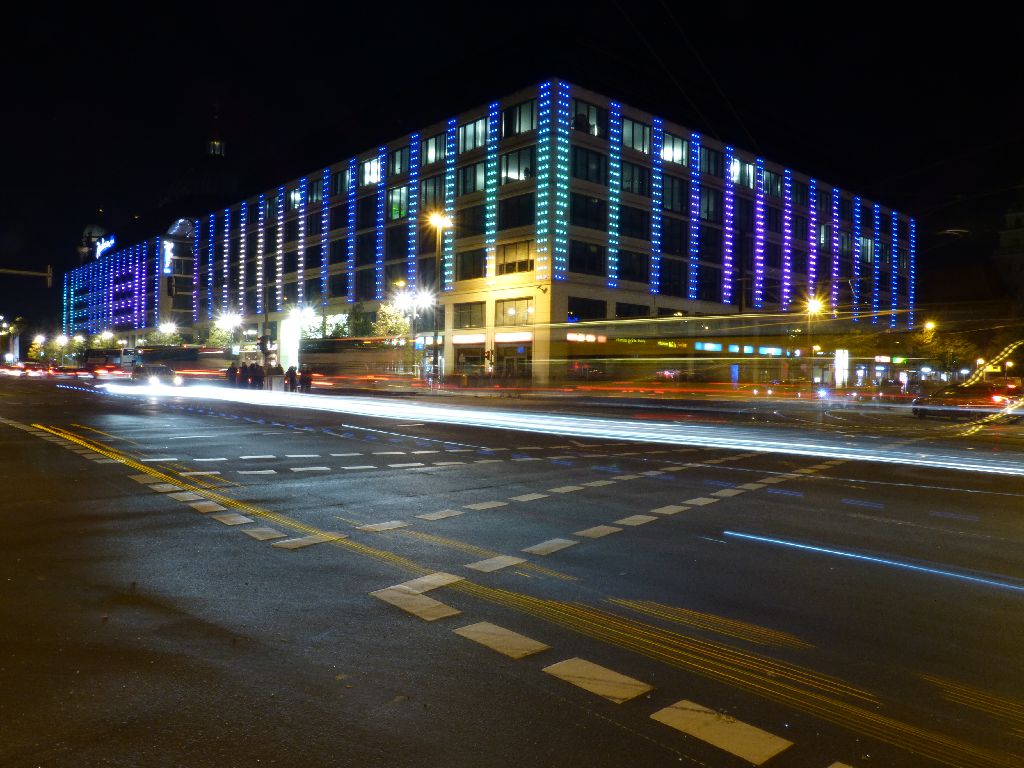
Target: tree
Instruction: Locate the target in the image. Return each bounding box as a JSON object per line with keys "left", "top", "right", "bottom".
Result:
{"left": 27, "top": 339, "right": 45, "bottom": 362}
{"left": 348, "top": 303, "right": 373, "bottom": 337}
{"left": 146, "top": 328, "right": 183, "bottom": 347}
{"left": 204, "top": 326, "right": 234, "bottom": 348}
{"left": 371, "top": 302, "right": 411, "bottom": 338}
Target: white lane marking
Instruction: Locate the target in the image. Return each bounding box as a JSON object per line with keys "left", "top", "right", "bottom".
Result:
{"left": 168, "top": 492, "right": 203, "bottom": 502}
{"left": 149, "top": 483, "right": 183, "bottom": 493}
{"left": 522, "top": 538, "right": 578, "bottom": 556}
{"left": 374, "top": 451, "right": 406, "bottom": 455}
{"left": 194, "top": 458, "right": 227, "bottom": 463}
{"left": 737, "top": 482, "right": 767, "bottom": 490}
{"left": 95, "top": 459, "right": 118, "bottom": 464}
{"left": 650, "top": 700, "right": 792, "bottom": 765}
{"left": 512, "top": 457, "right": 542, "bottom": 461}
{"left": 579, "top": 480, "right": 616, "bottom": 487}
{"left": 433, "top": 461, "right": 466, "bottom": 466}
{"left": 661, "top": 466, "right": 688, "bottom": 472}
{"left": 548, "top": 485, "right": 585, "bottom": 494}
{"left": 140, "top": 457, "right": 178, "bottom": 462}
{"left": 169, "top": 435, "right": 216, "bottom": 439}
{"left": 642, "top": 470, "right": 666, "bottom": 476}
{"left": 574, "top": 525, "right": 622, "bottom": 538}
{"left": 285, "top": 454, "right": 321, "bottom": 458}
{"left": 238, "top": 469, "right": 277, "bottom": 475}
{"left": 543, "top": 658, "right": 653, "bottom": 704}
{"left": 417, "top": 509, "right": 465, "bottom": 521}
{"left": 290, "top": 466, "right": 330, "bottom": 472}
{"left": 650, "top": 504, "right": 689, "bottom": 516}
{"left": 180, "top": 471, "right": 221, "bottom": 476}
{"left": 396, "top": 423, "right": 423, "bottom": 427}
{"left": 190, "top": 501, "right": 226, "bottom": 514}
{"left": 242, "top": 527, "right": 288, "bottom": 541}
{"left": 392, "top": 572, "right": 463, "bottom": 594}
{"left": 390, "top": 462, "right": 425, "bottom": 468}
{"left": 341, "top": 465, "right": 375, "bottom": 470}
{"left": 370, "top": 587, "right": 461, "bottom": 621}
{"left": 510, "top": 493, "right": 548, "bottom": 502}
{"left": 474, "top": 459, "right": 503, "bottom": 464}
{"left": 683, "top": 497, "right": 720, "bottom": 506}
{"left": 615, "top": 514, "right": 658, "bottom": 526}
{"left": 446, "top": 448, "right": 474, "bottom": 452}
{"left": 615, "top": 474, "right": 642, "bottom": 480}
{"left": 711, "top": 488, "right": 746, "bottom": 498}
{"left": 827, "top": 764, "right": 855, "bottom": 768}
{"left": 209, "top": 512, "right": 253, "bottom": 525}
{"left": 794, "top": 468, "right": 817, "bottom": 474}
{"left": 272, "top": 532, "right": 347, "bottom": 549}
{"left": 464, "top": 501, "right": 508, "bottom": 510}
{"left": 412, "top": 450, "right": 439, "bottom": 454}
{"left": 241, "top": 454, "right": 276, "bottom": 459}
{"left": 331, "top": 453, "right": 363, "bottom": 457}
{"left": 454, "top": 622, "right": 550, "bottom": 659}
{"left": 357, "top": 521, "right": 409, "bottom": 532}
{"left": 465, "top": 555, "right": 527, "bottom": 573}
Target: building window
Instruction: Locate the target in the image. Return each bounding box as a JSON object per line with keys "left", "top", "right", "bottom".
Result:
{"left": 662, "top": 216, "right": 686, "bottom": 255}
{"left": 329, "top": 272, "right": 347, "bottom": 298}
{"left": 422, "top": 133, "right": 445, "bottom": 165}
{"left": 355, "top": 233, "right": 375, "bottom": 266}
{"left": 284, "top": 219, "right": 299, "bottom": 243}
{"left": 457, "top": 162, "right": 486, "bottom": 196}
{"left": 700, "top": 188, "right": 722, "bottom": 223}
{"left": 360, "top": 157, "right": 381, "bottom": 187}
{"left": 386, "top": 225, "right": 406, "bottom": 259}
{"left": 498, "top": 193, "right": 535, "bottom": 230}
{"left": 354, "top": 268, "right": 376, "bottom": 300}
{"left": 571, "top": 146, "right": 608, "bottom": 185}
{"left": 357, "top": 196, "right": 376, "bottom": 230}
{"left": 699, "top": 146, "right": 723, "bottom": 177}
{"left": 567, "top": 295, "right": 606, "bottom": 322}
{"left": 308, "top": 178, "right": 323, "bottom": 205}
{"left": 287, "top": 187, "right": 302, "bottom": 210}
{"left": 840, "top": 197, "right": 853, "bottom": 222}
{"left": 615, "top": 302, "right": 649, "bottom": 318}
{"left": 764, "top": 170, "right": 782, "bottom": 198}
{"left": 622, "top": 118, "right": 651, "bottom": 154}
{"left": 456, "top": 205, "right": 485, "bottom": 236}
{"left": 569, "top": 240, "right": 607, "bottom": 276}
{"left": 502, "top": 99, "right": 537, "bottom": 137}
{"left": 661, "top": 132, "right": 687, "bottom": 165}
{"left": 454, "top": 301, "right": 485, "bottom": 328}
{"left": 663, "top": 175, "right": 686, "bottom": 213}
{"left": 387, "top": 186, "right": 408, "bottom": 221}
{"left": 500, "top": 147, "right": 535, "bottom": 184}
{"left": 496, "top": 240, "right": 534, "bottom": 274}
{"left": 421, "top": 175, "right": 443, "bottom": 209}
{"left": 766, "top": 205, "right": 781, "bottom": 233}
{"left": 389, "top": 146, "right": 410, "bottom": 176}
{"left": 793, "top": 214, "right": 808, "bottom": 240}
{"left": 496, "top": 297, "right": 534, "bottom": 326}
{"left": 570, "top": 194, "right": 607, "bottom": 231}
{"left": 456, "top": 248, "right": 486, "bottom": 281}
{"left": 660, "top": 257, "right": 686, "bottom": 297}
{"left": 458, "top": 117, "right": 487, "bottom": 153}
{"left": 620, "top": 205, "right": 650, "bottom": 240}
{"left": 618, "top": 249, "right": 649, "bottom": 283}
{"left": 792, "top": 180, "right": 809, "bottom": 207}
{"left": 621, "top": 162, "right": 651, "bottom": 196}
{"left": 331, "top": 169, "right": 350, "bottom": 197}
{"left": 698, "top": 265, "right": 721, "bottom": 302}
{"left": 572, "top": 99, "right": 608, "bottom": 137}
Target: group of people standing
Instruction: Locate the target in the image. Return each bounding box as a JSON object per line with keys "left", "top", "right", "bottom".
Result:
{"left": 225, "top": 361, "right": 313, "bottom": 393}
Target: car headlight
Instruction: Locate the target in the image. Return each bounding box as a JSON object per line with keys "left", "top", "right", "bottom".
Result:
{"left": 817, "top": 388, "right": 828, "bottom": 398}
{"left": 173, "top": 375, "right": 184, "bottom": 386}
{"left": 149, "top": 376, "right": 160, "bottom": 385}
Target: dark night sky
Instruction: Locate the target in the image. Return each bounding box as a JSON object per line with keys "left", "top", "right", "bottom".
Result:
{"left": 2, "top": 2, "right": 1021, "bottom": 329}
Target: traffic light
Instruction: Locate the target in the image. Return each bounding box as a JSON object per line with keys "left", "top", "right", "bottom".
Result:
{"left": 258, "top": 335, "right": 270, "bottom": 355}
{"left": 484, "top": 349, "right": 493, "bottom": 362}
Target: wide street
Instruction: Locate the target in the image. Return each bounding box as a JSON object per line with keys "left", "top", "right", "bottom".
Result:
{"left": 2, "top": 378, "right": 1023, "bottom": 768}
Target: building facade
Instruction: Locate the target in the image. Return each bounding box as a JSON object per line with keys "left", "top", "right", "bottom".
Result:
{"left": 63, "top": 79, "right": 916, "bottom": 383}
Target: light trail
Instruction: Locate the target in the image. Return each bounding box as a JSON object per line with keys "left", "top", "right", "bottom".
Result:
{"left": 95, "top": 383, "right": 1024, "bottom": 477}
{"left": 723, "top": 531, "right": 1024, "bottom": 595}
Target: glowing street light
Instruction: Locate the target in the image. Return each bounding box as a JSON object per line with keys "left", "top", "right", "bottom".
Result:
{"left": 426, "top": 212, "right": 453, "bottom": 383}
{"left": 100, "top": 330, "right": 114, "bottom": 341}
{"left": 159, "top": 322, "right": 178, "bottom": 335}
{"left": 33, "top": 334, "right": 45, "bottom": 345}
{"left": 924, "top": 320, "right": 936, "bottom": 331}
{"left": 55, "top": 335, "right": 68, "bottom": 346}
{"left": 806, "top": 296, "right": 824, "bottom": 380}
{"left": 215, "top": 312, "right": 243, "bottom": 332}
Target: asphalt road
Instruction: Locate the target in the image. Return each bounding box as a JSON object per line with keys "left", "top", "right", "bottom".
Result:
{"left": 2, "top": 379, "right": 1023, "bottom": 768}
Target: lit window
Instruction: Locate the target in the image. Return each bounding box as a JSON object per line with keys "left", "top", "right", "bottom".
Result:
{"left": 387, "top": 186, "right": 408, "bottom": 221}
{"left": 421, "top": 134, "right": 445, "bottom": 165}
{"left": 458, "top": 118, "right": 487, "bottom": 153}
{"left": 661, "top": 133, "right": 687, "bottom": 164}
{"left": 496, "top": 297, "right": 534, "bottom": 326}
{"left": 360, "top": 158, "right": 381, "bottom": 186}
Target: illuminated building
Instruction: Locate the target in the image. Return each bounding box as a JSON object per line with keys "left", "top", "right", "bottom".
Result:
{"left": 62, "top": 80, "right": 915, "bottom": 383}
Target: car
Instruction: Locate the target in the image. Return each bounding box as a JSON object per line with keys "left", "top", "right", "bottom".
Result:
{"left": 130, "top": 364, "right": 184, "bottom": 386}
{"left": 911, "top": 383, "right": 1020, "bottom": 419}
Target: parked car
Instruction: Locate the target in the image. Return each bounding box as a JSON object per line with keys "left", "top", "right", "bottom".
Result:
{"left": 130, "top": 364, "right": 184, "bottom": 386}
{"left": 911, "top": 383, "right": 1020, "bottom": 419}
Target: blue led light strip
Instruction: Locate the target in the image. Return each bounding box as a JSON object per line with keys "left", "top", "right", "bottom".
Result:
{"left": 781, "top": 169, "right": 793, "bottom": 311}
{"left": 320, "top": 168, "right": 331, "bottom": 308}
{"left": 687, "top": 132, "right": 702, "bottom": 300}
{"left": 346, "top": 159, "right": 357, "bottom": 304}
{"left": 256, "top": 195, "right": 266, "bottom": 315}
{"left": 443, "top": 119, "right": 457, "bottom": 291}
{"left": 484, "top": 103, "right": 500, "bottom": 281}
{"left": 275, "top": 186, "right": 284, "bottom": 311}
{"left": 649, "top": 118, "right": 663, "bottom": 295}
{"left": 607, "top": 103, "right": 623, "bottom": 290}
{"left": 908, "top": 218, "right": 916, "bottom": 329}
{"left": 222, "top": 208, "right": 231, "bottom": 314}
{"left": 807, "top": 179, "right": 817, "bottom": 300}
{"left": 830, "top": 187, "right": 840, "bottom": 314}
{"left": 872, "top": 203, "right": 881, "bottom": 324}
{"left": 552, "top": 81, "right": 571, "bottom": 281}
{"left": 238, "top": 203, "right": 248, "bottom": 314}
{"left": 753, "top": 158, "right": 766, "bottom": 309}
{"left": 192, "top": 218, "right": 200, "bottom": 323}
{"left": 534, "top": 82, "right": 553, "bottom": 282}
{"left": 374, "top": 148, "right": 387, "bottom": 301}
{"left": 406, "top": 136, "right": 420, "bottom": 290}
{"left": 298, "top": 177, "right": 308, "bottom": 307}
{"left": 721, "top": 146, "right": 735, "bottom": 304}
{"left": 62, "top": 273, "right": 69, "bottom": 334}
{"left": 890, "top": 211, "right": 899, "bottom": 328}
{"left": 153, "top": 237, "right": 161, "bottom": 328}
{"left": 851, "top": 197, "right": 861, "bottom": 322}
{"left": 207, "top": 213, "right": 216, "bottom": 320}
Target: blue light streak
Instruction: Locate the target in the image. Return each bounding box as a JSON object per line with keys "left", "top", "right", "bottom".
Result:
{"left": 606, "top": 102, "right": 622, "bottom": 289}
{"left": 687, "top": 132, "right": 701, "bottom": 300}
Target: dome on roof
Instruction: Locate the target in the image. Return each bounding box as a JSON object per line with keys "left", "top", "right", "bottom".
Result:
{"left": 166, "top": 219, "right": 194, "bottom": 238}
{"left": 81, "top": 224, "right": 108, "bottom": 240}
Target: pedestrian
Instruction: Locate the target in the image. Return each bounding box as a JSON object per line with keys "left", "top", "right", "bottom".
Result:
{"left": 253, "top": 363, "right": 265, "bottom": 390}
{"left": 299, "top": 365, "right": 313, "bottom": 394}
{"left": 226, "top": 362, "right": 238, "bottom": 387}
{"left": 248, "top": 362, "right": 260, "bottom": 389}
{"left": 284, "top": 365, "right": 297, "bottom": 392}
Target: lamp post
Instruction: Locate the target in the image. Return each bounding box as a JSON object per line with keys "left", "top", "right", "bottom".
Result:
{"left": 427, "top": 212, "right": 452, "bottom": 386}
{"left": 806, "top": 296, "right": 823, "bottom": 382}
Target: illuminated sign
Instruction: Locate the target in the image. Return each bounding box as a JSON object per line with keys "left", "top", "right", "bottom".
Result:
{"left": 162, "top": 240, "right": 175, "bottom": 274}
{"left": 758, "top": 346, "right": 782, "bottom": 356}
{"left": 874, "top": 355, "right": 891, "bottom": 363}
{"left": 494, "top": 332, "right": 533, "bottom": 343}
{"left": 452, "top": 333, "right": 486, "bottom": 345}
{"left": 891, "top": 356, "right": 906, "bottom": 364}
{"left": 95, "top": 236, "right": 116, "bottom": 259}
{"left": 694, "top": 341, "right": 722, "bottom": 352}
{"left": 569, "top": 333, "right": 608, "bottom": 343}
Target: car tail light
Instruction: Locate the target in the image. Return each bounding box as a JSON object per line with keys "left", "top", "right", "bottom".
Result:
{"left": 992, "top": 395, "right": 1007, "bottom": 403}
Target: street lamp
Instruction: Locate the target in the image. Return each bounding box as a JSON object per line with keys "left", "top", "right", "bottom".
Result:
{"left": 977, "top": 357, "right": 986, "bottom": 382}
{"left": 427, "top": 211, "right": 453, "bottom": 385}
{"left": 806, "top": 296, "right": 823, "bottom": 381}
{"left": 924, "top": 320, "right": 936, "bottom": 331}
{"left": 159, "top": 322, "right": 177, "bottom": 336}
